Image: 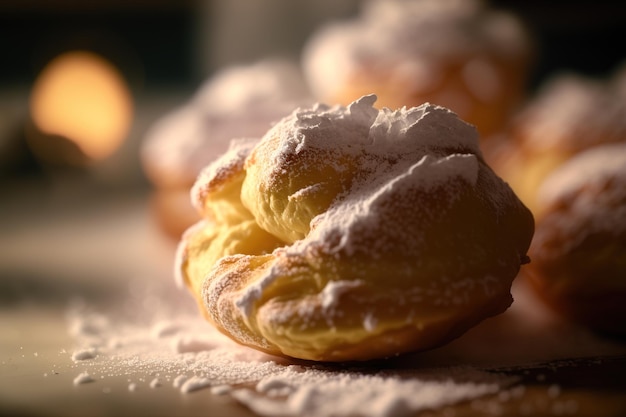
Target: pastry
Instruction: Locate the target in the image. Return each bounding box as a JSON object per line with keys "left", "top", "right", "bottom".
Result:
{"left": 492, "top": 72, "right": 626, "bottom": 214}
{"left": 302, "top": 0, "right": 534, "bottom": 139}
{"left": 141, "top": 59, "right": 312, "bottom": 238}
{"left": 176, "top": 95, "right": 534, "bottom": 361}
{"left": 526, "top": 143, "right": 626, "bottom": 336}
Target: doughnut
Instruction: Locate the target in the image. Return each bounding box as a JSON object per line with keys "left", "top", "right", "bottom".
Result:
{"left": 492, "top": 72, "right": 626, "bottom": 215}
{"left": 302, "top": 0, "right": 534, "bottom": 139}
{"left": 140, "top": 59, "right": 312, "bottom": 238}
{"left": 525, "top": 143, "right": 626, "bottom": 336}
{"left": 176, "top": 95, "right": 534, "bottom": 362}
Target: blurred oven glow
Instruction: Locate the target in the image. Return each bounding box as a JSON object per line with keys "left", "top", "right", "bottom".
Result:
{"left": 30, "top": 51, "right": 133, "bottom": 161}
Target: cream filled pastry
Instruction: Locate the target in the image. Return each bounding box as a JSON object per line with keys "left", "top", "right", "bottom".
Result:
{"left": 526, "top": 143, "right": 626, "bottom": 336}
{"left": 302, "top": 0, "right": 534, "bottom": 139}
{"left": 141, "top": 59, "right": 312, "bottom": 238}
{"left": 176, "top": 95, "right": 534, "bottom": 361}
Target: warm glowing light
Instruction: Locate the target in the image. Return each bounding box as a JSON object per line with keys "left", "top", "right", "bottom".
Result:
{"left": 30, "top": 51, "right": 133, "bottom": 161}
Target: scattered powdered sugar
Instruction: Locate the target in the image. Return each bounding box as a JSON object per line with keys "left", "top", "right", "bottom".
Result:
{"left": 172, "top": 374, "right": 188, "bottom": 389}
{"left": 65, "top": 283, "right": 516, "bottom": 417}
{"left": 73, "top": 372, "right": 95, "bottom": 386}
{"left": 231, "top": 369, "right": 503, "bottom": 417}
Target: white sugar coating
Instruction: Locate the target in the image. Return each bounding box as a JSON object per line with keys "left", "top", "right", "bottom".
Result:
{"left": 514, "top": 73, "right": 626, "bottom": 152}
{"left": 65, "top": 299, "right": 515, "bottom": 417}
{"left": 302, "top": 0, "right": 531, "bottom": 101}
{"left": 141, "top": 59, "right": 312, "bottom": 187}
{"left": 193, "top": 59, "right": 311, "bottom": 115}
{"left": 261, "top": 94, "right": 481, "bottom": 171}
{"left": 535, "top": 144, "right": 626, "bottom": 251}
{"left": 190, "top": 137, "right": 258, "bottom": 214}
{"left": 538, "top": 142, "right": 626, "bottom": 209}
{"left": 320, "top": 280, "right": 365, "bottom": 310}
{"left": 300, "top": 152, "right": 480, "bottom": 259}
{"left": 358, "top": 0, "right": 530, "bottom": 59}
{"left": 233, "top": 95, "right": 519, "bottom": 317}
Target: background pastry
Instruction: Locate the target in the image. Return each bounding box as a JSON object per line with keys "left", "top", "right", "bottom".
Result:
{"left": 302, "top": 0, "right": 534, "bottom": 139}
{"left": 526, "top": 143, "right": 626, "bottom": 336}
{"left": 177, "top": 95, "right": 534, "bottom": 361}
{"left": 492, "top": 69, "right": 626, "bottom": 215}
{"left": 140, "top": 58, "right": 312, "bottom": 238}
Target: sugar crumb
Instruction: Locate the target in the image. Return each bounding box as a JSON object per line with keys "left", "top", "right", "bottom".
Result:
{"left": 73, "top": 372, "right": 95, "bottom": 386}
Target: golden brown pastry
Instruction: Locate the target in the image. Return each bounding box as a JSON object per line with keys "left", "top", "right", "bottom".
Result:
{"left": 492, "top": 72, "right": 626, "bottom": 215}
{"left": 141, "top": 59, "right": 312, "bottom": 238}
{"left": 176, "top": 95, "right": 534, "bottom": 361}
{"left": 302, "top": 0, "right": 534, "bottom": 139}
{"left": 526, "top": 143, "right": 626, "bottom": 336}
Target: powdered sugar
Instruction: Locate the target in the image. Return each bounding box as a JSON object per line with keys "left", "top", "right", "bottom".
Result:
{"left": 182, "top": 94, "right": 531, "bottom": 361}
{"left": 302, "top": 0, "right": 532, "bottom": 101}
{"left": 538, "top": 142, "right": 626, "bottom": 208}
{"left": 65, "top": 290, "right": 514, "bottom": 416}
{"left": 513, "top": 73, "right": 626, "bottom": 152}
{"left": 71, "top": 347, "right": 97, "bottom": 361}
{"left": 534, "top": 143, "right": 626, "bottom": 255}
{"left": 240, "top": 94, "right": 482, "bottom": 248}
{"left": 232, "top": 368, "right": 503, "bottom": 417}
{"left": 266, "top": 94, "right": 481, "bottom": 160}
{"left": 320, "top": 280, "right": 365, "bottom": 310}
{"left": 190, "top": 137, "right": 258, "bottom": 215}
{"left": 73, "top": 371, "right": 95, "bottom": 385}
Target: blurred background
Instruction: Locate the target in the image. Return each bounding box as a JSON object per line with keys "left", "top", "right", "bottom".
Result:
{"left": 0, "top": 0, "right": 624, "bottom": 190}
{"left": 0, "top": 0, "right": 362, "bottom": 192}
{"left": 0, "top": 0, "right": 625, "bottom": 298}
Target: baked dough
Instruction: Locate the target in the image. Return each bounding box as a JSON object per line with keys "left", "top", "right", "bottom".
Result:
{"left": 176, "top": 95, "right": 534, "bottom": 361}
{"left": 526, "top": 143, "right": 626, "bottom": 335}
{"left": 302, "top": 0, "right": 534, "bottom": 138}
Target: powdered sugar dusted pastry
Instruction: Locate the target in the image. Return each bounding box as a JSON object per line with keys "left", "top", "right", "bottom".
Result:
{"left": 141, "top": 59, "right": 312, "bottom": 237}
{"left": 526, "top": 143, "right": 626, "bottom": 336}
{"left": 302, "top": 0, "right": 534, "bottom": 139}
{"left": 492, "top": 72, "right": 626, "bottom": 214}
{"left": 176, "top": 95, "right": 534, "bottom": 361}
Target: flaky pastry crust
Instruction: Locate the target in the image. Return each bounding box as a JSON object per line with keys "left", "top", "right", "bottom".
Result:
{"left": 176, "top": 95, "right": 534, "bottom": 361}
